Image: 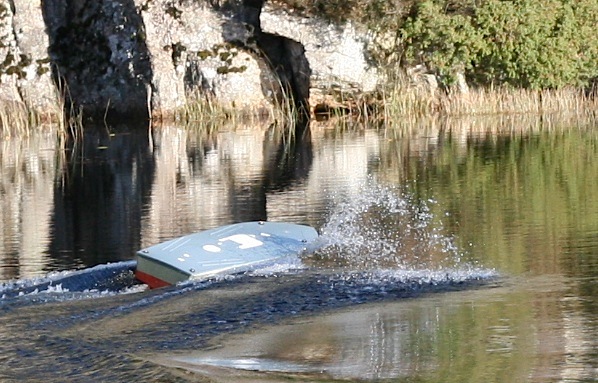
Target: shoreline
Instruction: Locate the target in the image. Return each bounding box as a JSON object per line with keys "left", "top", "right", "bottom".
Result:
{"left": 2, "top": 84, "right": 597, "bottom": 138}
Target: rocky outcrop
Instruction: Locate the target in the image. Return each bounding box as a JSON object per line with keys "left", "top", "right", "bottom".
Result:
{"left": 43, "top": 0, "right": 152, "bottom": 119}
{"left": 140, "top": 0, "right": 284, "bottom": 119}
{"left": 0, "top": 0, "right": 55, "bottom": 110}
{"left": 0, "top": 0, "right": 382, "bottom": 121}
{"left": 260, "top": 4, "right": 379, "bottom": 93}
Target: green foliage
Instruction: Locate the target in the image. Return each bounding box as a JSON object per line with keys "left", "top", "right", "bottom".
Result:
{"left": 277, "top": 0, "right": 597, "bottom": 89}
{"left": 398, "top": 0, "right": 598, "bottom": 89}
{"left": 400, "top": 1, "right": 484, "bottom": 84}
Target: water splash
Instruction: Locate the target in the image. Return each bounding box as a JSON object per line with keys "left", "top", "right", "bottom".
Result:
{"left": 311, "top": 178, "right": 477, "bottom": 273}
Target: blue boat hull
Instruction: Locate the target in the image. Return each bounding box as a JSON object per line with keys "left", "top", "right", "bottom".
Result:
{"left": 135, "top": 221, "right": 318, "bottom": 288}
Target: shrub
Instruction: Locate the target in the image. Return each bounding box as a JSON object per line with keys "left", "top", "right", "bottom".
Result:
{"left": 398, "top": 0, "right": 598, "bottom": 89}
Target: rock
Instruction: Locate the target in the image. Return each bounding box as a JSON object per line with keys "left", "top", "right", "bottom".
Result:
{"left": 260, "top": 4, "right": 380, "bottom": 94}
{"left": 237, "top": 0, "right": 311, "bottom": 120}
{"left": 0, "top": 0, "right": 383, "bottom": 121}
{"left": 0, "top": 0, "right": 55, "bottom": 110}
{"left": 407, "top": 65, "right": 439, "bottom": 95}
{"left": 140, "top": 0, "right": 281, "bottom": 119}
{"left": 44, "top": 0, "right": 152, "bottom": 119}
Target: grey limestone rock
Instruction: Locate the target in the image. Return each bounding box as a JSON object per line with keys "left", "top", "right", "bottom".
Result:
{"left": 0, "top": 0, "right": 383, "bottom": 120}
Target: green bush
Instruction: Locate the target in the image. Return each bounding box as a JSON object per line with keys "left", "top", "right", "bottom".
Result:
{"left": 397, "top": 0, "right": 598, "bottom": 89}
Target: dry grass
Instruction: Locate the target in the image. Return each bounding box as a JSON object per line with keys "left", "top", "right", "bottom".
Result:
{"left": 0, "top": 89, "right": 84, "bottom": 140}
{"left": 3, "top": 74, "right": 595, "bottom": 138}
{"left": 175, "top": 92, "right": 232, "bottom": 131}
{"left": 310, "top": 75, "right": 598, "bottom": 133}
{"left": 0, "top": 101, "right": 42, "bottom": 138}
{"left": 379, "top": 73, "right": 598, "bottom": 123}
{"left": 438, "top": 87, "right": 597, "bottom": 116}
{"left": 177, "top": 85, "right": 302, "bottom": 137}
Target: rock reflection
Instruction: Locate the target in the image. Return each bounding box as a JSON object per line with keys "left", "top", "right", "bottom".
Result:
{"left": 0, "top": 132, "right": 56, "bottom": 280}
{"left": 141, "top": 123, "right": 316, "bottom": 248}
{"left": 50, "top": 125, "right": 154, "bottom": 268}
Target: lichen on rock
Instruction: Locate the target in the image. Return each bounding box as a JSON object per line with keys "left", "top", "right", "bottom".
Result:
{"left": 0, "top": 0, "right": 385, "bottom": 122}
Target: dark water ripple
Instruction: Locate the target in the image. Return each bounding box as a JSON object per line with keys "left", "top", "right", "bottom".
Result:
{"left": 0, "top": 265, "right": 497, "bottom": 382}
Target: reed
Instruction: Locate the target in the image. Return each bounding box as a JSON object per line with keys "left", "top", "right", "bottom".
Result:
{"left": 378, "top": 74, "right": 598, "bottom": 127}
{"left": 55, "top": 80, "right": 85, "bottom": 140}
{"left": 269, "top": 82, "right": 304, "bottom": 140}
{"left": 0, "top": 101, "right": 41, "bottom": 138}
{"left": 176, "top": 92, "right": 229, "bottom": 133}
{"left": 3, "top": 74, "right": 595, "bottom": 138}
{"left": 438, "top": 87, "right": 598, "bottom": 116}
{"left": 177, "top": 78, "right": 301, "bottom": 136}
{"left": 0, "top": 85, "right": 84, "bottom": 140}
{"left": 177, "top": 93, "right": 273, "bottom": 135}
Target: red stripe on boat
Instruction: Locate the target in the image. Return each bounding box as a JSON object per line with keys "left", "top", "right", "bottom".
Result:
{"left": 135, "top": 269, "right": 172, "bottom": 289}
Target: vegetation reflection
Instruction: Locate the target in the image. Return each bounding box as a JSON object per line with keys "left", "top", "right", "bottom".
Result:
{"left": 378, "top": 121, "right": 598, "bottom": 277}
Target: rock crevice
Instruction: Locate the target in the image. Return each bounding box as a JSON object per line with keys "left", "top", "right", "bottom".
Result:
{"left": 240, "top": 0, "right": 311, "bottom": 119}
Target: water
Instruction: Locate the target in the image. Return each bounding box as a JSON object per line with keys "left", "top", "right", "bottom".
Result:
{"left": 0, "top": 117, "right": 596, "bottom": 382}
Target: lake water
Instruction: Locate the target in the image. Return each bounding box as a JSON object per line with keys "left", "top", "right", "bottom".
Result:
{"left": 0, "top": 116, "right": 596, "bottom": 382}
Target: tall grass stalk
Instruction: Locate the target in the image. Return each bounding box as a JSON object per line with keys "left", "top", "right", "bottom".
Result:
{"left": 438, "top": 87, "right": 598, "bottom": 116}
{"left": 178, "top": 75, "right": 300, "bottom": 137}
{"left": 270, "top": 81, "right": 302, "bottom": 141}
{"left": 176, "top": 92, "right": 228, "bottom": 133}
{"left": 54, "top": 75, "right": 85, "bottom": 139}
{"left": 0, "top": 101, "right": 41, "bottom": 138}
{"left": 0, "top": 81, "right": 84, "bottom": 139}
{"left": 381, "top": 73, "right": 598, "bottom": 125}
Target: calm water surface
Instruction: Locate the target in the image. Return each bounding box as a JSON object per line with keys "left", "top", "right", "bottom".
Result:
{"left": 0, "top": 117, "right": 596, "bottom": 382}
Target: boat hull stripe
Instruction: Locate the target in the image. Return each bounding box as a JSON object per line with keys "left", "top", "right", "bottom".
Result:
{"left": 135, "top": 269, "right": 172, "bottom": 289}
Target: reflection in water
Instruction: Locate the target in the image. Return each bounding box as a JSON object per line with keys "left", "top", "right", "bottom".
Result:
{"left": 0, "top": 123, "right": 418, "bottom": 280}
{"left": 140, "top": 124, "right": 316, "bottom": 249}
{"left": 0, "top": 132, "right": 56, "bottom": 280}
{"left": 398, "top": 126, "right": 598, "bottom": 276}
{"left": 1, "top": 123, "right": 320, "bottom": 279}
{"left": 0, "top": 116, "right": 596, "bottom": 382}
{"left": 155, "top": 276, "right": 595, "bottom": 383}
{"left": 49, "top": 126, "right": 155, "bottom": 269}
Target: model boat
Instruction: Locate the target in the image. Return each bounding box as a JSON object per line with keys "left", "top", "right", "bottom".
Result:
{"left": 135, "top": 221, "right": 319, "bottom": 288}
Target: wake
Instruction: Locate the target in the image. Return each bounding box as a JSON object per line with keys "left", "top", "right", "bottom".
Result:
{"left": 0, "top": 261, "right": 140, "bottom": 302}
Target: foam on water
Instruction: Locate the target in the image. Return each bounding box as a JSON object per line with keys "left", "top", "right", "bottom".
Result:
{"left": 245, "top": 255, "right": 306, "bottom": 277}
